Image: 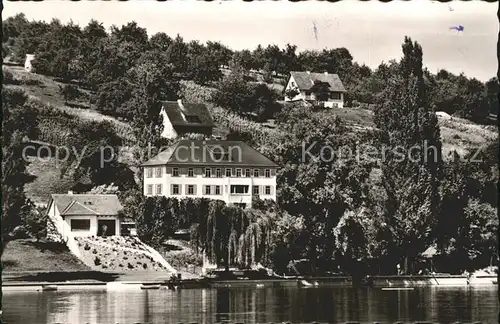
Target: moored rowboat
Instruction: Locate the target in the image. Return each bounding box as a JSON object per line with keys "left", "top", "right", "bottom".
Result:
{"left": 298, "top": 280, "right": 313, "bottom": 287}
{"left": 38, "top": 285, "right": 58, "bottom": 292}
{"left": 382, "top": 287, "right": 414, "bottom": 291}
{"left": 140, "top": 284, "right": 161, "bottom": 290}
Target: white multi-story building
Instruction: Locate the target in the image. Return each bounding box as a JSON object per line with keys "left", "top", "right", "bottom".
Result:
{"left": 141, "top": 140, "right": 278, "bottom": 209}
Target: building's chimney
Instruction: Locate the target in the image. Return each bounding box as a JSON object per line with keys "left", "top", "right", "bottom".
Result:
{"left": 68, "top": 190, "right": 74, "bottom": 195}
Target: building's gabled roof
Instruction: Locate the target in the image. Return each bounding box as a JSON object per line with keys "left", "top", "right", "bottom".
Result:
{"left": 49, "top": 194, "right": 123, "bottom": 216}
{"left": 289, "top": 71, "right": 346, "bottom": 92}
{"left": 140, "top": 145, "right": 177, "bottom": 167}
{"left": 161, "top": 100, "right": 215, "bottom": 128}
{"left": 141, "top": 140, "right": 278, "bottom": 167}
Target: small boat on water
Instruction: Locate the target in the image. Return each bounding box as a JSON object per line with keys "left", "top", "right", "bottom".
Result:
{"left": 299, "top": 280, "right": 313, "bottom": 287}
{"left": 38, "top": 285, "right": 58, "bottom": 292}
{"left": 166, "top": 273, "right": 183, "bottom": 290}
{"left": 382, "top": 287, "right": 414, "bottom": 291}
{"left": 140, "top": 284, "right": 161, "bottom": 290}
{"left": 166, "top": 281, "right": 181, "bottom": 290}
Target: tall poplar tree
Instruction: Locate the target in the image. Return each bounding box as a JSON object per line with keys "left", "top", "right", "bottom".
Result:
{"left": 2, "top": 89, "right": 38, "bottom": 249}
{"left": 374, "top": 37, "right": 442, "bottom": 274}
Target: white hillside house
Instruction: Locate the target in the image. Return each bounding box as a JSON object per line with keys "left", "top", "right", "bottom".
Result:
{"left": 46, "top": 192, "right": 128, "bottom": 238}
{"left": 24, "top": 54, "right": 35, "bottom": 72}
{"left": 284, "top": 71, "right": 346, "bottom": 108}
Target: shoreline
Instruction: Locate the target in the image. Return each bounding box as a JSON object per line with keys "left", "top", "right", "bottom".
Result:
{"left": 2, "top": 274, "right": 497, "bottom": 291}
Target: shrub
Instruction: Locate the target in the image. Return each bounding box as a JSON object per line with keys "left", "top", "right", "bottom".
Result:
{"left": 21, "top": 206, "right": 48, "bottom": 241}
{"left": 128, "top": 262, "right": 134, "bottom": 269}
{"left": 22, "top": 78, "right": 43, "bottom": 86}
{"left": 210, "top": 106, "right": 278, "bottom": 146}
{"left": 3, "top": 69, "right": 18, "bottom": 85}
{"left": 181, "top": 133, "right": 207, "bottom": 140}
{"left": 94, "top": 257, "right": 101, "bottom": 266}
{"left": 92, "top": 249, "right": 97, "bottom": 254}
{"left": 312, "top": 101, "right": 325, "bottom": 111}
{"left": 178, "top": 80, "right": 216, "bottom": 104}
{"left": 285, "top": 87, "right": 299, "bottom": 100}
{"left": 9, "top": 225, "right": 30, "bottom": 239}
{"left": 262, "top": 65, "right": 273, "bottom": 84}
{"left": 59, "top": 84, "right": 82, "bottom": 103}
{"left": 165, "top": 251, "right": 203, "bottom": 269}
{"left": 84, "top": 243, "right": 91, "bottom": 251}
{"left": 143, "top": 263, "right": 148, "bottom": 269}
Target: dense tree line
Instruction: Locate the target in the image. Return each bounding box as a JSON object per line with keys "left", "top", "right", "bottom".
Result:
{"left": 4, "top": 14, "right": 496, "bottom": 125}
{"left": 119, "top": 193, "right": 303, "bottom": 273}
{"left": 212, "top": 66, "right": 281, "bottom": 121}
{"left": 117, "top": 36, "right": 498, "bottom": 276}
{"left": 266, "top": 39, "right": 497, "bottom": 275}
{"left": 2, "top": 88, "right": 39, "bottom": 250}
{"left": 122, "top": 37, "right": 498, "bottom": 276}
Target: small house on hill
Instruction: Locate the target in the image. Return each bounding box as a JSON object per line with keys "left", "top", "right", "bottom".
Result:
{"left": 160, "top": 100, "right": 215, "bottom": 139}
{"left": 25, "top": 54, "right": 35, "bottom": 73}
{"left": 284, "top": 71, "right": 346, "bottom": 108}
{"left": 46, "top": 192, "right": 126, "bottom": 238}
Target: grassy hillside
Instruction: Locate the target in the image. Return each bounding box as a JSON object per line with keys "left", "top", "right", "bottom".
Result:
{"left": 24, "top": 156, "right": 80, "bottom": 205}
{"left": 3, "top": 64, "right": 135, "bottom": 143}
{"left": 2, "top": 239, "right": 90, "bottom": 272}
{"left": 3, "top": 64, "right": 138, "bottom": 203}
{"left": 325, "top": 106, "right": 497, "bottom": 157}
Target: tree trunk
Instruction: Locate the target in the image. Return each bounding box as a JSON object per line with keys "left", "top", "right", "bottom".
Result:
{"left": 309, "top": 239, "right": 317, "bottom": 275}
{"left": 225, "top": 247, "right": 230, "bottom": 272}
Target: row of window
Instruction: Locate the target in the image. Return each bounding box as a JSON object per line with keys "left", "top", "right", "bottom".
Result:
{"left": 303, "top": 91, "right": 342, "bottom": 100}
{"left": 146, "top": 167, "right": 273, "bottom": 178}
{"left": 146, "top": 184, "right": 273, "bottom": 196}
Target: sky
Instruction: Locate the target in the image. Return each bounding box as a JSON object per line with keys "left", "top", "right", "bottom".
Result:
{"left": 3, "top": 0, "right": 498, "bottom": 81}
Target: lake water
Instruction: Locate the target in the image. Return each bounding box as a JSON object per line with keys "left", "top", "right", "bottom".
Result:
{"left": 2, "top": 286, "right": 498, "bottom": 324}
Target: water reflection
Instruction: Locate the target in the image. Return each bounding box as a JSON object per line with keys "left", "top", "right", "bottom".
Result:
{"left": 3, "top": 286, "right": 498, "bottom": 324}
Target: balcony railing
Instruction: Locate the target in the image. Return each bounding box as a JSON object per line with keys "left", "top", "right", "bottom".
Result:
{"left": 229, "top": 192, "right": 251, "bottom": 196}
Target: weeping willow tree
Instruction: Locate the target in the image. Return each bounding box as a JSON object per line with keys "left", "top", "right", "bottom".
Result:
{"left": 190, "top": 199, "right": 225, "bottom": 263}
{"left": 191, "top": 202, "right": 276, "bottom": 270}
{"left": 227, "top": 208, "right": 275, "bottom": 269}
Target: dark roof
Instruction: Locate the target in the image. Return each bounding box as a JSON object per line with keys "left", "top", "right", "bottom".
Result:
{"left": 49, "top": 194, "right": 123, "bottom": 216}
{"left": 161, "top": 101, "right": 214, "bottom": 128}
{"left": 289, "top": 71, "right": 346, "bottom": 92}
{"left": 141, "top": 140, "right": 278, "bottom": 167}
